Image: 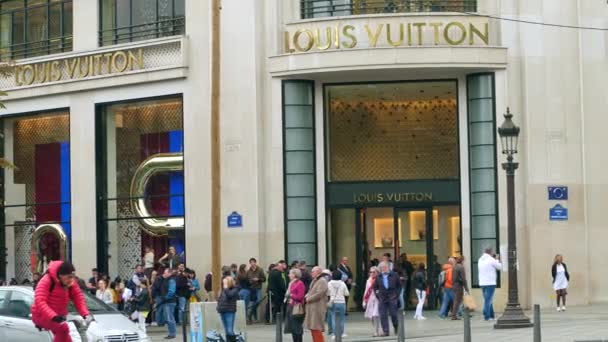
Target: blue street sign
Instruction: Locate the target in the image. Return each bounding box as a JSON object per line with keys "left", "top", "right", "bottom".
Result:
{"left": 549, "top": 204, "right": 568, "bottom": 221}
{"left": 227, "top": 212, "right": 243, "bottom": 228}
{"left": 548, "top": 186, "right": 568, "bottom": 200}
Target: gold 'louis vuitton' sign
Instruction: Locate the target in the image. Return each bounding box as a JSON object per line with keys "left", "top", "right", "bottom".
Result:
{"left": 354, "top": 192, "right": 433, "bottom": 204}
{"left": 13, "top": 48, "right": 144, "bottom": 86}
{"left": 284, "top": 20, "right": 489, "bottom": 53}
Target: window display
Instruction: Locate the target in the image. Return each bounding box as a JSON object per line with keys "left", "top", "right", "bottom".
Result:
{"left": 97, "top": 96, "right": 184, "bottom": 278}
{"left": 1, "top": 111, "right": 71, "bottom": 281}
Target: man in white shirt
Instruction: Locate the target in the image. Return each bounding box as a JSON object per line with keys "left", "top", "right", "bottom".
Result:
{"left": 477, "top": 247, "right": 502, "bottom": 321}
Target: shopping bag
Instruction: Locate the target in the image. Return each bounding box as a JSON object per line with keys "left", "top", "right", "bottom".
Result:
{"left": 463, "top": 293, "right": 477, "bottom": 311}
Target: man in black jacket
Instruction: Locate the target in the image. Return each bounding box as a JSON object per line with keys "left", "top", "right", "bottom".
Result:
{"left": 175, "top": 263, "right": 191, "bottom": 324}
{"left": 373, "top": 261, "right": 402, "bottom": 337}
{"left": 397, "top": 253, "right": 414, "bottom": 309}
{"left": 298, "top": 260, "right": 312, "bottom": 292}
{"left": 267, "top": 260, "right": 287, "bottom": 322}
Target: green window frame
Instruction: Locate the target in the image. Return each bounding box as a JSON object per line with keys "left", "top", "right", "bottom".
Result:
{"left": 0, "top": 0, "right": 73, "bottom": 61}
{"left": 99, "top": 0, "right": 185, "bottom": 46}
{"left": 467, "top": 73, "right": 500, "bottom": 288}
{"left": 282, "top": 80, "right": 318, "bottom": 265}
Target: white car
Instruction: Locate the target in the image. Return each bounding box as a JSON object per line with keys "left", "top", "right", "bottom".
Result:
{"left": 0, "top": 286, "right": 151, "bottom": 342}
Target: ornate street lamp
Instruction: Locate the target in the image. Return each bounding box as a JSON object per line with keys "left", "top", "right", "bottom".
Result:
{"left": 495, "top": 108, "right": 533, "bottom": 329}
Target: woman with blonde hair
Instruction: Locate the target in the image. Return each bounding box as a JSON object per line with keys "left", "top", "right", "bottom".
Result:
{"left": 363, "top": 266, "right": 381, "bottom": 337}
{"left": 96, "top": 279, "right": 114, "bottom": 305}
{"left": 552, "top": 254, "right": 570, "bottom": 312}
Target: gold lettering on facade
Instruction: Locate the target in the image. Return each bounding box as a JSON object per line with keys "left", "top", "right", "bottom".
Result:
{"left": 112, "top": 51, "right": 129, "bottom": 72}
{"left": 444, "top": 22, "right": 467, "bottom": 45}
{"left": 284, "top": 20, "right": 490, "bottom": 53}
{"left": 34, "top": 63, "right": 47, "bottom": 83}
{"left": 103, "top": 53, "right": 114, "bottom": 73}
{"left": 386, "top": 24, "right": 404, "bottom": 47}
{"left": 128, "top": 49, "right": 144, "bottom": 70}
{"left": 429, "top": 22, "right": 443, "bottom": 45}
{"left": 93, "top": 55, "right": 103, "bottom": 75}
{"left": 11, "top": 48, "right": 145, "bottom": 87}
{"left": 353, "top": 192, "right": 434, "bottom": 204}
{"left": 469, "top": 23, "right": 489, "bottom": 45}
{"left": 284, "top": 31, "right": 295, "bottom": 53}
{"left": 412, "top": 23, "right": 426, "bottom": 46}
{"left": 407, "top": 23, "right": 413, "bottom": 46}
{"left": 66, "top": 58, "right": 78, "bottom": 79}
{"left": 22, "top": 65, "right": 35, "bottom": 85}
{"left": 314, "top": 28, "right": 332, "bottom": 50}
{"left": 342, "top": 25, "right": 357, "bottom": 48}
{"left": 334, "top": 27, "right": 340, "bottom": 49}
{"left": 14, "top": 66, "right": 23, "bottom": 86}
{"left": 50, "top": 61, "right": 61, "bottom": 81}
{"left": 364, "top": 24, "right": 384, "bottom": 47}
{"left": 79, "top": 56, "right": 90, "bottom": 77}
{"left": 294, "top": 29, "right": 314, "bottom": 52}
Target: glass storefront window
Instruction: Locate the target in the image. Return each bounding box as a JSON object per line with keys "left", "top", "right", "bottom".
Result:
{"left": 99, "top": 0, "right": 185, "bottom": 46}
{"left": 0, "top": 0, "right": 73, "bottom": 61}
{"left": 96, "top": 96, "right": 184, "bottom": 278}
{"left": 1, "top": 111, "right": 71, "bottom": 282}
{"left": 300, "top": 0, "right": 477, "bottom": 19}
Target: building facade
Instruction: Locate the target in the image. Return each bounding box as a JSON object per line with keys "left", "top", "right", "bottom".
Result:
{"left": 1, "top": 0, "right": 607, "bottom": 310}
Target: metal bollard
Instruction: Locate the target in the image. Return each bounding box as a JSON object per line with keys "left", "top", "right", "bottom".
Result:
{"left": 397, "top": 309, "right": 406, "bottom": 342}
{"left": 533, "top": 304, "right": 541, "bottom": 342}
{"left": 269, "top": 292, "right": 274, "bottom": 324}
{"left": 275, "top": 311, "right": 283, "bottom": 342}
{"left": 182, "top": 305, "right": 189, "bottom": 342}
{"left": 463, "top": 307, "right": 472, "bottom": 342}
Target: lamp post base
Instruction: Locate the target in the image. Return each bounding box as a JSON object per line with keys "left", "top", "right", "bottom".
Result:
{"left": 494, "top": 304, "right": 533, "bottom": 329}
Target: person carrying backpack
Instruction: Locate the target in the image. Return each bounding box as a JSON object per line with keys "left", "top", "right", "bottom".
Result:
{"left": 438, "top": 257, "right": 455, "bottom": 319}
{"left": 31, "top": 261, "right": 92, "bottom": 342}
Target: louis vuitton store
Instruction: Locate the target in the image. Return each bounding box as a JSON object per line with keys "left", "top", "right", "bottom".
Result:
{"left": 272, "top": 0, "right": 510, "bottom": 307}
{"left": 279, "top": 71, "right": 504, "bottom": 309}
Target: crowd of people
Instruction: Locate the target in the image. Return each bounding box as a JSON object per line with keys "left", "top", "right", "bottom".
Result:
{"left": 0, "top": 245, "right": 573, "bottom": 341}
{"left": 88, "top": 248, "right": 200, "bottom": 340}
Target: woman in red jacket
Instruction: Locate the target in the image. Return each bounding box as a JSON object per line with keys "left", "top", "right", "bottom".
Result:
{"left": 31, "top": 261, "right": 91, "bottom": 342}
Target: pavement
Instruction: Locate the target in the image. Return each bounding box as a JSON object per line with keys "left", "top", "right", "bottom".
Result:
{"left": 148, "top": 304, "right": 608, "bottom": 342}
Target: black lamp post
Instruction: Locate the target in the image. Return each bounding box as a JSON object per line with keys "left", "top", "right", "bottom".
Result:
{"left": 494, "top": 108, "right": 533, "bottom": 329}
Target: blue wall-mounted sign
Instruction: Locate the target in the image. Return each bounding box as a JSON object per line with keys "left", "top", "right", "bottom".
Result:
{"left": 227, "top": 212, "right": 243, "bottom": 228}
{"left": 549, "top": 204, "right": 568, "bottom": 221}
{"left": 548, "top": 186, "right": 568, "bottom": 200}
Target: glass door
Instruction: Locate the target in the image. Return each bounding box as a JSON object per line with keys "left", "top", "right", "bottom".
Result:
{"left": 395, "top": 208, "right": 434, "bottom": 310}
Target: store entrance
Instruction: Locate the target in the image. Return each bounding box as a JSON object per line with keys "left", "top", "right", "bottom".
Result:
{"left": 330, "top": 205, "right": 461, "bottom": 311}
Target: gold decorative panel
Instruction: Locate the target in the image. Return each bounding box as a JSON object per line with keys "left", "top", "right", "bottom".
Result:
{"left": 327, "top": 82, "right": 458, "bottom": 181}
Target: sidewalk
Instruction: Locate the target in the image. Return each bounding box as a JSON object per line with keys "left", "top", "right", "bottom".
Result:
{"left": 149, "top": 304, "right": 608, "bottom": 341}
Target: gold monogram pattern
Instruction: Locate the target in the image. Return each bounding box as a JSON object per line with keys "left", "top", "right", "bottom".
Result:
{"left": 327, "top": 87, "right": 458, "bottom": 181}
